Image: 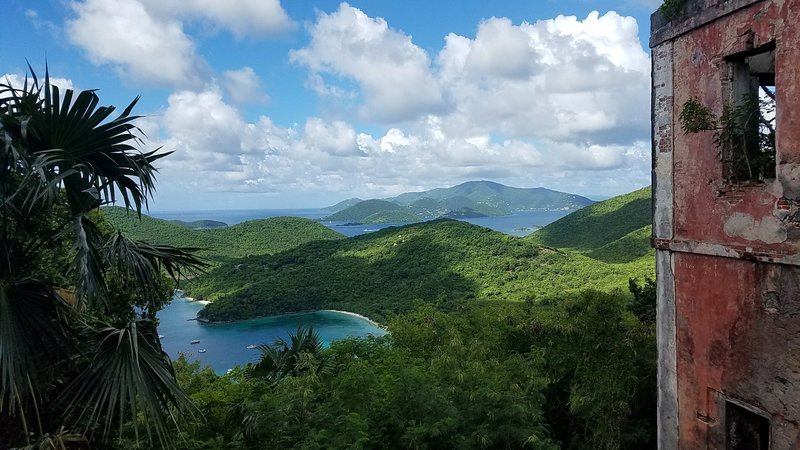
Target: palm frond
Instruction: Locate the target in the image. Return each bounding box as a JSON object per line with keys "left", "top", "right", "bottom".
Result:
{"left": 0, "top": 279, "right": 72, "bottom": 438}
{"left": 102, "top": 231, "right": 207, "bottom": 310}
{"left": 70, "top": 215, "right": 107, "bottom": 309}
{"left": 61, "top": 320, "right": 196, "bottom": 447}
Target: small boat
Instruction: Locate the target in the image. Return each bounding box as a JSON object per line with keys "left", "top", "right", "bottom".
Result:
{"left": 158, "top": 334, "right": 164, "bottom": 339}
{"left": 190, "top": 339, "right": 200, "bottom": 344}
{"left": 246, "top": 344, "right": 257, "bottom": 349}
{"left": 198, "top": 349, "right": 207, "bottom": 353}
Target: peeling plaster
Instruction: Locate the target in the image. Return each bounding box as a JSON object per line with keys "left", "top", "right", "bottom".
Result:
{"left": 778, "top": 162, "right": 800, "bottom": 199}
{"left": 724, "top": 212, "right": 787, "bottom": 243}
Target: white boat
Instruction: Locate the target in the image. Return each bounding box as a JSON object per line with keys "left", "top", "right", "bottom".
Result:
{"left": 158, "top": 334, "right": 164, "bottom": 339}
{"left": 198, "top": 349, "right": 207, "bottom": 353}
{"left": 190, "top": 339, "right": 200, "bottom": 344}
{"left": 246, "top": 344, "right": 257, "bottom": 349}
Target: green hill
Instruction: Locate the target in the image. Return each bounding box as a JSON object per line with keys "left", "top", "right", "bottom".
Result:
{"left": 102, "top": 207, "right": 345, "bottom": 265}
{"left": 189, "top": 218, "right": 653, "bottom": 323}
{"left": 529, "top": 186, "right": 652, "bottom": 257}
{"left": 391, "top": 180, "right": 594, "bottom": 211}
{"left": 322, "top": 197, "right": 363, "bottom": 213}
{"left": 324, "top": 199, "right": 407, "bottom": 222}
{"left": 169, "top": 219, "right": 228, "bottom": 229}
{"left": 322, "top": 181, "right": 593, "bottom": 224}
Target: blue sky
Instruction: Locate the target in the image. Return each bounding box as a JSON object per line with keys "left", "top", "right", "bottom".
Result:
{"left": 3, "top": 0, "right": 661, "bottom": 210}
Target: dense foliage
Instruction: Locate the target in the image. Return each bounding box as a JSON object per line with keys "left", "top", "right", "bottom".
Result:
{"left": 103, "top": 207, "right": 344, "bottom": 266}
{"left": 529, "top": 187, "right": 652, "bottom": 256}
{"left": 0, "top": 71, "right": 203, "bottom": 448}
{"left": 190, "top": 217, "right": 654, "bottom": 322}
{"left": 170, "top": 289, "right": 656, "bottom": 449}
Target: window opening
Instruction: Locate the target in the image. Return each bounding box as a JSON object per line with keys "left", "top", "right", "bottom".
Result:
{"left": 678, "top": 43, "right": 776, "bottom": 182}
{"left": 726, "top": 400, "right": 770, "bottom": 450}
{"left": 723, "top": 45, "right": 776, "bottom": 181}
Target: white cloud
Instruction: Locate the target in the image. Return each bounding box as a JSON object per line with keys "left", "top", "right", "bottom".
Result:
{"left": 1, "top": 74, "right": 75, "bottom": 93}
{"left": 462, "top": 17, "right": 539, "bottom": 79}
{"left": 138, "top": 0, "right": 294, "bottom": 38}
{"left": 291, "top": 6, "right": 650, "bottom": 150}
{"left": 222, "top": 67, "right": 269, "bottom": 105}
{"left": 290, "top": 3, "right": 446, "bottom": 123}
{"left": 435, "top": 11, "right": 651, "bottom": 144}
{"left": 128, "top": 7, "right": 653, "bottom": 208}
{"left": 146, "top": 86, "right": 648, "bottom": 208}
{"left": 65, "top": 0, "right": 293, "bottom": 88}
{"left": 303, "top": 118, "right": 362, "bottom": 157}
{"left": 66, "top": 0, "right": 204, "bottom": 87}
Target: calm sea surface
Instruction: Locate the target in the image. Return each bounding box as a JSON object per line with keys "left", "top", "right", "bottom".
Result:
{"left": 150, "top": 208, "right": 572, "bottom": 237}
{"left": 158, "top": 294, "right": 386, "bottom": 374}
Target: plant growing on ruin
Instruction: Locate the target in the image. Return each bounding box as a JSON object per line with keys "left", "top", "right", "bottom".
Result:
{"left": 679, "top": 91, "right": 776, "bottom": 181}
{"left": 659, "top": 0, "right": 687, "bottom": 20}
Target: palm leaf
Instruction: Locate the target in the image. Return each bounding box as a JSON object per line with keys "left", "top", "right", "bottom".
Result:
{"left": 70, "top": 215, "right": 108, "bottom": 309}
{"left": 61, "top": 320, "right": 196, "bottom": 447}
{"left": 102, "top": 230, "right": 207, "bottom": 310}
{"left": 0, "top": 279, "right": 72, "bottom": 439}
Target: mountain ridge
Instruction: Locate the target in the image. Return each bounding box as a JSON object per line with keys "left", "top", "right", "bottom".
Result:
{"left": 322, "top": 180, "right": 594, "bottom": 224}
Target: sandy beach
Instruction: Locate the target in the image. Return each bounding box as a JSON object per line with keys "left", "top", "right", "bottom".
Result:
{"left": 324, "top": 309, "right": 386, "bottom": 330}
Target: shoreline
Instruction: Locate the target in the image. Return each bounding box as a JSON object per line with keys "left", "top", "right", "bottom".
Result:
{"left": 324, "top": 309, "right": 386, "bottom": 329}
{"left": 174, "top": 290, "right": 210, "bottom": 305}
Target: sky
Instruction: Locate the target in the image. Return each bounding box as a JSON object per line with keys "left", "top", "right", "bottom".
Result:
{"left": 2, "top": 0, "right": 662, "bottom": 211}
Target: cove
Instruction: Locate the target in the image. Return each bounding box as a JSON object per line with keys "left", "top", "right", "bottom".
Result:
{"left": 157, "top": 294, "right": 387, "bottom": 374}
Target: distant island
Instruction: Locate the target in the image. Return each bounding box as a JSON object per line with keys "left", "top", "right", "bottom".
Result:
{"left": 322, "top": 180, "right": 594, "bottom": 224}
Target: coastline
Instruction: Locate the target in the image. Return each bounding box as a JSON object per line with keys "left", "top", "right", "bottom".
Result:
{"left": 323, "top": 309, "right": 386, "bottom": 330}
{"left": 174, "top": 290, "right": 210, "bottom": 305}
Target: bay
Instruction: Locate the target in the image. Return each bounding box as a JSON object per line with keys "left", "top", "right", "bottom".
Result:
{"left": 151, "top": 208, "right": 571, "bottom": 237}
{"left": 158, "top": 294, "right": 387, "bottom": 374}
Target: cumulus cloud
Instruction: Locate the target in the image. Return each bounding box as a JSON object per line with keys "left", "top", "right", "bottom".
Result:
{"left": 138, "top": 0, "right": 294, "bottom": 38}
{"left": 435, "top": 11, "right": 651, "bottom": 144}
{"left": 66, "top": 0, "right": 204, "bottom": 87}
{"left": 303, "top": 118, "right": 362, "bottom": 157}
{"left": 130, "top": 6, "right": 653, "bottom": 207}
{"left": 292, "top": 6, "right": 650, "bottom": 146}
{"left": 65, "top": 0, "right": 293, "bottom": 87}
{"left": 146, "top": 85, "right": 648, "bottom": 207}
{"left": 1, "top": 74, "right": 75, "bottom": 93}
{"left": 222, "top": 67, "right": 269, "bottom": 105}
{"left": 290, "top": 3, "right": 446, "bottom": 123}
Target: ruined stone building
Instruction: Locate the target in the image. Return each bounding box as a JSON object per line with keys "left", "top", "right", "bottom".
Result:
{"left": 651, "top": 0, "right": 799, "bottom": 448}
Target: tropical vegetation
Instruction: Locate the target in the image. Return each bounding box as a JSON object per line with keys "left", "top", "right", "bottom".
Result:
{"left": 103, "top": 207, "right": 344, "bottom": 266}
{"left": 1, "top": 69, "right": 659, "bottom": 449}
{"left": 170, "top": 287, "right": 657, "bottom": 449}
{"left": 0, "top": 71, "right": 204, "bottom": 448}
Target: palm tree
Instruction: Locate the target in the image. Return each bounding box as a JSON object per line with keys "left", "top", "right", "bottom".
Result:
{"left": 251, "top": 326, "right": 328, "bottom": 382}
{"left": 0, "top": 69, "right": 206, "bottom": 447}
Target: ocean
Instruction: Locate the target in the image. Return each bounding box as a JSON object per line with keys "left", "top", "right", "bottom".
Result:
{"left": 158, "top": 293, "right": 387, "bottom": 374}
{"left": 150, "top": 208, "right": 571, "bottom": 237}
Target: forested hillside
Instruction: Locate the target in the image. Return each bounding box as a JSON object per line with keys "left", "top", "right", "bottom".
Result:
{"left": 190, "top": 217, "right": 654, "bottom": 322}
{"left": 103, "top": 207, "right": 344, "bottom": 265}
{"left": 529, "top": 186, "right": 652, "bottom": 255}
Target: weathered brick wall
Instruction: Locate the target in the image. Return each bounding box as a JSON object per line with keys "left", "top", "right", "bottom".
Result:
{"left": 651, "top": 0, "right": 800, "bottom": 448}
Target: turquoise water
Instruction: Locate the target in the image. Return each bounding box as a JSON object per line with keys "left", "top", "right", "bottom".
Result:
{"left": 157, "top": 294, "right": 386, "bottom": 374}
